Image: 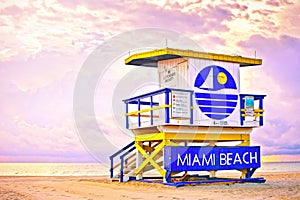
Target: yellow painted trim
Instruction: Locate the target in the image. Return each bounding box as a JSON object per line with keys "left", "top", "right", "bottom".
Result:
{"left": 130, "top": 114, "right": 159, "bottom": 118}
{"left": 134, "top": 141, "right": 166, "bottom": 177}
{"left": 254, "top": 109, "right": 264, "bottom": 112}
{"left": 125, "top": 48, "right": 262, "bottom": 67}
{"left": 190, "top": 106, "right": 194, "bottom": 109}
{"left": 158, "top": 125, "right": 252, "bottom": 135}
{"left": 241, "top": 109, "right": 264, "bottom": 113}
{"left": 135, "top": 132, "right": 250, "bottom": 142}
{"left": 237, "top": 140, "right": 250, "bottom": 146}
{"left": 163, "top": 133, "right": 250, "bottom": 141}
{"left": 165, "top": 140, "right": 181, "bottom": 146}
{"left": 126, "top": 49, "right": 168, "bottom": 64}
{"left": 241, "top": 113, "right": 263, "bottom": 117}
{"left": 135, "top": 132, "right": 165, "bottom": 142}
{"left": 125, "top": 104, "right": 171, "bottom": 116}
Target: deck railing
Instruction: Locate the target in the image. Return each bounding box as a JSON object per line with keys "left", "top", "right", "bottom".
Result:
{"left": 240, "top": 94, "right": 266, "bottom": 126}
{"left": 123, "top": 88, "right": 266, "bottom": 128}
{"left": 123, "top": 88, "right": 194, "bottom": 129}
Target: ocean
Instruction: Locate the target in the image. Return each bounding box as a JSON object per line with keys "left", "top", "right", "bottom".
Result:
{"left": 0, "top": 162, "right": 299, "bottom": 176}
{"left": 258, "top": 162, "right": 300, "bottom": 173}
{"left": 0, "top": 163, "right": 109, "bottom": 176}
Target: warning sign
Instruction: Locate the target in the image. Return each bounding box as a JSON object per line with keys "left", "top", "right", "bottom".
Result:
{"left": 171, "top": 91, "right": 190, "bottom": 118}
{"left": 245, "top": 96, "right": 254, "bottom": 117}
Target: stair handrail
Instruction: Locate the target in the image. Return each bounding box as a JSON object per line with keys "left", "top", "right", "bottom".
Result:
{"left": 120, "top": 146, "right": 136, "bottom": 182}
{"left": 109, "top": 141, "right": 135, "bottom": 178}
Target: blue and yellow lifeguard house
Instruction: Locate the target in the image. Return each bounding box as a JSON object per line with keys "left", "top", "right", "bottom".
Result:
{"left": 110, "top": 48, "right": 266, "bottom": 186}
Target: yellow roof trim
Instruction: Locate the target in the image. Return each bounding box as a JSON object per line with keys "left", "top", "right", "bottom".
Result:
{"left": 125, "top": 48, "right": 262, "bottom": 67}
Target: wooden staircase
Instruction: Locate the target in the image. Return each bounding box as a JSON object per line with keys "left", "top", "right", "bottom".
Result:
{"left": 110, "top": 141, "right": 137, "bottom": 182}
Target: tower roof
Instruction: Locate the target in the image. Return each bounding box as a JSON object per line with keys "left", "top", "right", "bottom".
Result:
{"left": 125, "top": 48, "right": 262, "bottom": 67}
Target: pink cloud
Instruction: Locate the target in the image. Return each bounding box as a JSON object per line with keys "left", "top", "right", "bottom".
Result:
{"left": 239, "top": 34, "right": 300, "bottom": 155}
{"left": 57, "top": 0, "right": 233, "bottom": 35}
{"left": 266, "top": 0, "right": 280, "bottom": 7}
{"left": 1, "top": 0, "right": 300, "bottom": 163}
{"left": 0, "top": 51, "right": 93, "bottom": 162}
{"left": 239, "top": 34, "right": 300, "bottom": 93}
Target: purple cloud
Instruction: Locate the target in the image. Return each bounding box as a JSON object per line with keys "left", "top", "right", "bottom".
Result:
{"left": 0, "top": 50, "right": 92, "bottom": 162}
{"left": 239, "top": 34, "right": 300, "bottom": 94}
{"left": 266, "top": 0, "right": 280, "bottom": 7}
{"left": 58, "top": 0, "right": 232, "bottom": 34}
{"left": 239, "top": 34, "right": 300, "bottom": 155}
{"left": 1, "top": 0, "right": 300, "bottom": 163}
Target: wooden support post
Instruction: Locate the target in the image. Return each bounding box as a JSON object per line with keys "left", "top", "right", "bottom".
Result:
{"left": 134, "top": 140, "right": 166, "bottom": 178}
{"left": 136, "top": 142, "right": 143, "bottom": 180}
{"left": 241, "top": 169, "right": 247, "bottom": 179}
{"left": 209, "top": 140, "right": 216, "bottom": 178}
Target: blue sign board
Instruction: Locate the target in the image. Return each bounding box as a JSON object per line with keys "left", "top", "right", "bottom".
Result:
{"left": 164, "top": 146, "right": 261, "bottom": 172}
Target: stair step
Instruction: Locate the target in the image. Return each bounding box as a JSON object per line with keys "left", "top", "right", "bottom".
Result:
{"left": 118, "top": 168, "right": 136, "bottom": 176}
{"left": 110, "top": 177, "right": 120, "bottom": 182}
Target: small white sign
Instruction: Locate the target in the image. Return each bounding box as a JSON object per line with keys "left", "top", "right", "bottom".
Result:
{"left": 171, "top": 91, "right": 191, "bottom": 118}
{"left": 162, "top": 68, "right": 177, "bottom": 87}
{"left": 244, "top": 96, "right": 254, "bottom": 117}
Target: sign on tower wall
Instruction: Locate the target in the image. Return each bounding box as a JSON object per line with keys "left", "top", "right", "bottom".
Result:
{"left": 158, "top": 57, "right": 242, "bottom": 126}
{"left": 189, "top": 58, "right": 241, "bottom": 126}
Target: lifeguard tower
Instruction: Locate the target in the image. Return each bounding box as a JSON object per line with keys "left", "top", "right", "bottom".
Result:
{"left": 110, "top": 48, "right": 266, "bottom": 186}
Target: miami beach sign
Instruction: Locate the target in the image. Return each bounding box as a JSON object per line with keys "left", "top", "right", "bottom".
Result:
{"left": 164, "top": 146, "right": 261, "bottom": 171}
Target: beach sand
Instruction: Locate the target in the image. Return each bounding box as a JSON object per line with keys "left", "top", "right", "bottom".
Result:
{"left": 0, "top": 172, "right": 299, "bottom": 200}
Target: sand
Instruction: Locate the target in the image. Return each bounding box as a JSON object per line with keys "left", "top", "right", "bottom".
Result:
{"left": 0, "top": 172, "right": 299, "bottom": 200}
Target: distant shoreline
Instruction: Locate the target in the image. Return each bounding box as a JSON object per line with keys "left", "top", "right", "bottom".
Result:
{"left": 0, "top": 162, "right": 300, "bottom": 177}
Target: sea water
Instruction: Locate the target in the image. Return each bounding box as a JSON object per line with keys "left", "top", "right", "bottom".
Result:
{"left": 0, "top": 163, "right": 109, "bottom": 176}
{"left": 258, "top": 162, "right": 300, "bottom": 173}
{"left": 0, "top": 162, "right": 299, "bottom": 176}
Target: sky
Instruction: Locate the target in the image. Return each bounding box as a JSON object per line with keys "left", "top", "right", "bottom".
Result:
{"left": 0, "top": 0, "right": 300, "bottom": 163}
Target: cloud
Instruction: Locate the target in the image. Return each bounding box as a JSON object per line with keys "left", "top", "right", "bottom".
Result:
{"left": 0, "top": 50, "right": 94, "bottom": 162}
{"left": 265, "top": 0, "right": 280, "bottom": 7}
{"left": 238, "top": 34, "right": 300, "bottom": 155}
{"left": 1, "top": 0, "right": 300, "bottom": 163}
{"left": 266, "top": 0, "right": 294, "bottom": 6}
{"left": 239, "top": 34, "right": 300, "bottom": 95}
{"left": 48, "top": 1, "right": 234, "bottom": 45}
{"left": 0, "top": 1, "right": 109, "bottom": 61}
{"left": 0, "top": 0, "right": 259, "bottom": 59}
{"left": 0, "top": 53, "right": 81, "bottom": 124}
{"left": 0, "top": 119, "right": 95, "bottom": 162}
